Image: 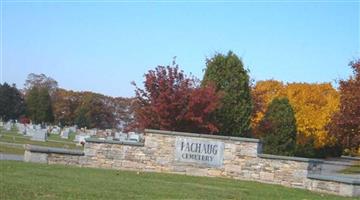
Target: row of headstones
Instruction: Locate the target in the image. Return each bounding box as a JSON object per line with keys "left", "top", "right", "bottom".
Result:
{"left": 17, "top": 123, "right": 50, "bottom": 142}
{"left": 74, "top": 131, "right": 142, "bottom": 143}
{"left": 107, "top": 132, "right": 142, "bottom": 142}
{"left": 1, "top": 121, "right": 142, "bottom": 143}
{"left": 1, "top": 121, "right": 78, "bottom": 142}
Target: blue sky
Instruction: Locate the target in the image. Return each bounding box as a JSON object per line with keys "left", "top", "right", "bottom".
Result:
{"left": 2, "top": 1, "right": 359, "bottom": 97}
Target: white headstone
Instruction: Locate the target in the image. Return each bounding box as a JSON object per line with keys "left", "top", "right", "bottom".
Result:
{"left": 74, "top": 134, "right": 90, "bottom": 145}
{"left": 69, "top": 126, "right": 77, "bottom": 133}
{"left": 31, "top": 129, "right": 47, "bottom": 141}
{"left": 114, "top": 132, "right": 127, "bottom": 141}
{"left": 16, "top": 123, "right": 26, "bottom": 134}
{"left": 25, "top": 127, "right": 36, "bottom": 137}
{"left": 128, "top": 134, "right": 140, "bottom": 142}
{"left": 50, "top": 126, "right": 61, "bottom": 135}
{"left": 4, "top": 122, "right": 12, "bottom": 131}
{"left": 60, "top": 129, "right": 70, "bottom": 139}
{"left": 88, "top": 129, "right": 97, "bottom": 136}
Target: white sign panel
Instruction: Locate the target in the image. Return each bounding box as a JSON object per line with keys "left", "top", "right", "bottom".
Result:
{"left": 175, "top": 137, "right": 224, "bottom": 167}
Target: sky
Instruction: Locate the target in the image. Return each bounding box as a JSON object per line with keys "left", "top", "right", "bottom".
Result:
{"left": 1, "top": 1, "right": 359, "bottom": 97}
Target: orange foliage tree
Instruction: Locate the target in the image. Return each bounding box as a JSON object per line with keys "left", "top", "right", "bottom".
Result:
{"left": 252, "top": 80, "right": 339, "bottom": 147}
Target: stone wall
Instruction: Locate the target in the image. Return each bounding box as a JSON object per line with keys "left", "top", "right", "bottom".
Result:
{"left": 24, "top": 145, "right": 84, "bottom": 165}
{"left": 24, "top": 129, "right": 359, "bottom": 197}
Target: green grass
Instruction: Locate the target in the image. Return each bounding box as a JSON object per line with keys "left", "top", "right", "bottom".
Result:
{"left": 0, "top": 127, "right": 82, "bottom": 153}
{"left": 48, "top": 131, "right": 76, "bottom": 142}
{"left": 340, "top": 162, "right": 360, "bottom": 174}
{"left": 0, "top": 161, "right": 357, "bottom": 200}
{"left": 0, "top": 144, "right": 24, "bottom": 155}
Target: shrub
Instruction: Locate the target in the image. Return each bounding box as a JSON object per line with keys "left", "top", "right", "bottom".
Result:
{"left": 258, "top": 97, "right": 297, "bottom": 156}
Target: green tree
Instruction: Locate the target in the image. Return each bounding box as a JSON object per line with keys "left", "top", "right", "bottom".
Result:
{"left": 258, "top": 97, "right": 297, "bottom": 156}
{"left": 74, "top": 106, "right": 91, "bottom": 128}
{"left": 26, "top": 87, "right": 54, "bottom": 124}
{"left": 25, "top": 87, "right": 40, "bottom": 123}
{"left": 38, "top": 87, "right": 54, "bottom": 123}
{"left": 74, "top": 93, "right": 115, "bottom": 129}
{"left": 0, "top": 83, "right": 25, "bottom": 121}
{"left": 202, "top": 51, "right": 253, "bottom": 137}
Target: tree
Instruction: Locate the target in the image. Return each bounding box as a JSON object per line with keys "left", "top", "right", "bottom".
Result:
{"left": 251, "top": 80, "right": 286, "bottom": 137}
{"left": 327, "top": 60, "right": 360, "bottom": 155}
{"left": 285, "top": 83, "right": 339, "bottom": 147}
{"left": 53, "top": 89, "right": 81, "bottom": 126}
{"left": 24, "top": 73, "right": 58, "bottom": 96}
{"left": 0, "top": 83, "right": 25, "bottom": 121}
{"left": 25, "top": 87, "right": 54, "bottom": 124}
{"left": 37, "top": 87, "right": 54, "bottom": 123}
{"left": 131, "top": 62, "right": 221, "bottom": 134}
{"left": 74, "top": 106, "right": 90, "bottom": 129}
{"left": 251, "top": 80, "right": 339, "bottom": 147}
{"left": 74, "top": 93, "right": 115, "bottom": 129}
{"left": 113, "top": 97, "right": 136, "bottom": 131}
{"left": 25, "top": 87, "right": 40, "bottom": 123}
{"left": 258, "top": 97, "right": 297, "bottom": 156}
{"left": 202, "top": 51, "right": 253, "bottom": 137}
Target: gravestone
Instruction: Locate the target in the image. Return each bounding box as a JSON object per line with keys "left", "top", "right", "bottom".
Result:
{"left": 74, "top": 134, "right": 90, "bottom": 145}
{"left": 34, "top": 124, "right": 42, "bottom": 130}
{"left": 60, "top": 129, "right": 69, "bottom": 139}
{"left": 31, "top": 129, "right": 47, "bottom": 141}
{"left": 69, "top": 126, "right": 77, "bottom": 133}
{"left": 50, "top": 126, "right": 61, "bottom": 135}
{"left": 4, "top": 122, "right": 13, "bottom": 131}
{"left": 88, "top": 129, "right": 97, "bottom": 136}
{"left": 114, "top": 132, "right": 127, "bottom": 141}
{"left": 25, "top": 127, "right": 36, "bottom": 137}
{"left": 105, "top": 129, "right": 112, "bottom": 136}
{"left": 16, "top": 123, "right": 26, "bottom": 134}
{"left": 128, "top": 134, "right": 140, "bottom": 142}
{"left": 0, "top": 121, "right": 3, "bottom": 127}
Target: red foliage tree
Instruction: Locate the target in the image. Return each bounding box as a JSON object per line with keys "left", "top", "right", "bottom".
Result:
{"left": 131, "top": 62, "right": 221, "bottom": 134}
{"left": 327, "top": 60, "right": 360, "bottom": 155}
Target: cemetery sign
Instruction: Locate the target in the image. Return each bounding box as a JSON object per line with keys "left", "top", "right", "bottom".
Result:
{"left": 175, "top": 137, "right": 224, "bottom": 167}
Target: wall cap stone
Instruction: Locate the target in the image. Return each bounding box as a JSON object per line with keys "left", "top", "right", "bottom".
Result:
{"left": 341, "top": 156, "right": 360, "bottom": 161}
{"left": 307, "top": 174, "right": 360, "bottom": 185}
{"left": 85, "top": 138, "right": 144, "bottom": 146}
{"left": 24, "top": 144, "right": 84, "bottom": 156}
{"left": 258, "top": 153, "right": 323, "bottom": 163}
{"left": 145, "top": 129, "right": 260, "bottom": 143}
{"left": 259, "top": 154, "right": 355, "bottom": 166}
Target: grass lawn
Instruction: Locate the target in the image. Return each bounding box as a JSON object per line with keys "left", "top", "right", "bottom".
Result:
{"left": 0, "top": 144, "right": 24, "bottom": 155}
{"left": 0, "top": 161, "right": 356, "bottom": 200}
{"left": 0, "top": 127, "right": 82, "bottom": 153}
{"left": 340, "top": 162, "right": 360, "bottom": 174}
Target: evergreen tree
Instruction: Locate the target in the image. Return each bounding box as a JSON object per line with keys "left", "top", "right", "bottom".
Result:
{"left": 0, "top": 83, "right": 25, "bottom": 121}
{"left": 202, "top": 51, "right": 253, "bottom": 137}
{"left": 258, "top": 97, "right": 297, "bottom": 156}
{"left": 38, "top": 87, "right": 54, "bottom": 123}
{"left": 25, "top": 87, "right": 40, "bottom": 123}
{"left": 26, "top": 87, "right": 54, "bottom": 124}
{"left": 74, "top": 106, "right": 90, "bottom": 128}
